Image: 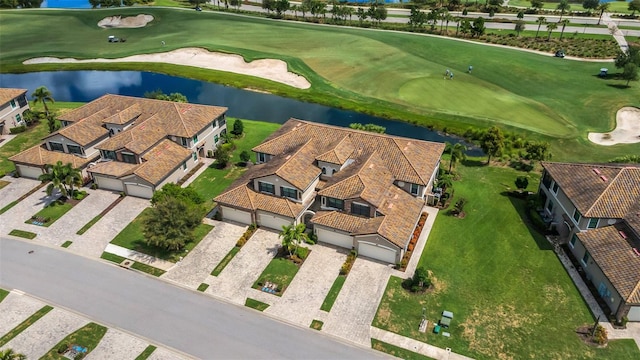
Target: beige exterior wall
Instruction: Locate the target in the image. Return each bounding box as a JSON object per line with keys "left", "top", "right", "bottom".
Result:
{"left": 0, "top": 93, "right": 29, "bottom": 135}
{"left": 187, "top": 115, "right": 227, "bottom": 156}
{"left": 253, "top": 174, "right": 311, "bottom": 202}
{"left": 156, "top": 155, "right": 196, "bottom": 190}
{"left": 317, "top": 160, "right": 340, "bottom": 179}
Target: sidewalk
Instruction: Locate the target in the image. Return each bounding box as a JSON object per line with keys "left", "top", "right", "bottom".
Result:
{"left": 180, "top": 158, "right": 213, "bottom": 188}
{"left": 603, "top": 12, "right": 629, "bottom": 52}
{"left": 0, "top": 134, "right": 16, "bottom": 149}
{"left": 104, "top": 244, "right": 176, "bottom": 271}
{"left": 371, "top": 327, "right": 474, "bottom": 360}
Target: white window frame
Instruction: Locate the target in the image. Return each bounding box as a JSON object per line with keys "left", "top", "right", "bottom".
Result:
{"left": 49, "top": 142, "right": 64, "bottom": 152}
{"left": 587, "top": 218, "right": 599, "bottom": 229}
{"left": 552, "top": 182, "right": 559, "bottom": 194}
{"left": 280, "top": 186, "right": 297, "bottom": 200}
{"left": 258, "top": 181, "right": 275, "bottom": 195}
{"left": 10, "top": 99, "right": 17, "bottom": 109}
{"left": 67, "top": 144, "right": 82, "bottom": 155}
{"left": 410, "top": 183, "right": 420, "bottom": 195}
{"left": 569, "top": 234, "right": 577, "bottom": 249}
{"left": 193, "top": 152, "right": 198, "bottom": 162}
{"left": 581, "top": 251, "right": 590, "bottom": 267}
{"left": 573, "top": 208, "right": 582, "bottom": 224}
{"left": 182, "top": 162, "right": 188, "bottom": 171}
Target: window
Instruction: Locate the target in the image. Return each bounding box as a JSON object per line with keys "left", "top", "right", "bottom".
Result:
{"left": 220, "top": 116, "right": 226, "bottom": 126}
{"left": 542, "top": 171, "right": 552, "bottom": 188}
{"left": 280, "top": 187, "right": 297, "bottom": 200}
{"left": 103, "top": 150, "right": 116, "bottom": 160}
{"left": 587, "top": 218, "right": 599, "bottom": 229}
{"left": 181, "top": 137, "right": 188, "bottom": 146}
{"left": 581, "top": 250, "right": 590, "bottom": 266}
{"left": 192, "top": 134, "right": 198, "bottom": 144}
{"left": 182, "top": 162, "right": 187, "bottom": 171}
{"left": 49, "top": 142, "right": 64, "bottom": 152}
{"left": 322, "top": 167, "right": 326, "bottom": 175}
{"left": 212, "top": 120, "right": 218, "bottom": 129}
{"left": 122, "top": 152, "right": 136, "bottom": 164}
{"left": 332, "top": 169, "right": 337, "bottom": 175}
{"left": 258, "top": 153, "right": 266, "bottom": 163}
{"left": 193, "top": 152, "right": 198, "bottom": 162}
{"left": 569, "top": 234, "right": 577, "bottom": 248}
{"left": 214, "top": 135, "right": 219, "bottom": 143}
{"left": 410, "top": 183, "right": 420, "bottom": 195}
{"left": 546, "top": 200, "right": 554, "bottom": 213}
{"left": 10, "top": 100, "right": 16, "bottom": 109}
{"left": 573, "top": 208, "right": 582, "bottom": 223}
{"left": 67, "top": 144, "right": 82, "bottom": 155}
{"left": 326, "top": 197, "right": 344, "bottom": 210}
{"left": 552, "top": 182, "right": 559, "bottom": 194}
{"left": 15, "top": 114, "right": 22, "bottom": 123}
{"left": 351, "top": 203, "right": 370, "bottom": 217}
{"left": 258, "top": 181, "right": 275, "bottom": 194}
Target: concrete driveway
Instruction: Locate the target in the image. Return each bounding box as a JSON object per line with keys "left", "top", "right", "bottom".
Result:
{"left": 322, "top": 258, "right": 394, "bottom": 346}
{"left": 162, "top": 220, "right": 246, "bottom": 289}
{"left": 265, "top": 244, "right": 347, "bottom": 327}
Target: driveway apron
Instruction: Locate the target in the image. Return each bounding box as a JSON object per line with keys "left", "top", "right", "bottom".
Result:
{"left": 162, "top": 220, "right": 246, "bottom": 289}
{"left": 86, "top": 328, "right": 149, "bottom": 360}
{"left": 0, "top": 291, "right": 46, "bottom": 337}
{"left": 322, "top": 258, "right": 393, "bottom": 346}
{"left": 0, "top": 177, "right": 39, "bottom": 210}
{"left": 0, "top": 186, "right": 59, "bottom": 237}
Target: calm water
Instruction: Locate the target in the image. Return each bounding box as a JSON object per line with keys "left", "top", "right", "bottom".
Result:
{"left": 0, "top": 70, "right": 481, "bottom": 154}
{"left": 41, "top": 0, "right": 92, "bottom": 8}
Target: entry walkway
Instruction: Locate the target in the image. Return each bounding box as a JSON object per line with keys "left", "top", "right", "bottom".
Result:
{"left": 371, "top": 327, "right": 474, "bottom": 360}
{"left": 602, "top": 12, "right": 629, "bottom": 52}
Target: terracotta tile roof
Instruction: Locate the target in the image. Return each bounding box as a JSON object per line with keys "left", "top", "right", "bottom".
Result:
{"left": 250, "top": 140, "right": 321, "bottom": 190}
{"left": 315, "top": 135, "right": 355, "bottom": 164}
{"left": 9, "top": 144, "right": 96, "bottom": 169}
{"left": 214, "top": 179, "right": 307, "bottom": 218}
{"left": 101, "top": 103, "right": 141, "bottom": 125}
{"left": 253, "top": 119, "right": 445, "bottom": 185}
{"left": 98, "top": 114, "right": 167, "bottom": 155}
{"left": 542, "top": 162, "right": 640, "bottom": 218}
{"left": 0, "top": 88, "right": 27, "bottom": 106}
{"left": 50, "top": 108, "right": 110, "bottom": 146}
{"left": 312, "top": 211, "right": 372, "bottom": 233}
{"left": 87, "top": 160, "right": 137, "bottom": 178}
{"left": 624, "top": 203, "right": 640, "bottom": 238}
{"left": 578, "top": 225, "right": 640, "bottom": 304}
{"left": 129, "top": 139, "right": 192, "bottom": 185}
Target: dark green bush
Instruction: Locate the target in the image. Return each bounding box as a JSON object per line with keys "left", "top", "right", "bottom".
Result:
{"left": 9, "top": 125, "right": 27, "bottom": 134}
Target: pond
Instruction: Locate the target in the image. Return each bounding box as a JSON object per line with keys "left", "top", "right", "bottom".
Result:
{"left": 0, "top": 70, "right": 481, "bottom": 154}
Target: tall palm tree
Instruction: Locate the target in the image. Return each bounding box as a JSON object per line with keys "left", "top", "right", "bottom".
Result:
{"left": 559, "top": 19, "right": 570, "bottom": 40}
{"left": 279, "top": 223, "right": 307, "bottom": 257}
{"left": 39, "top": 161, "right": 82, "bottom": 198}
{"left": 0, "top": 349, "right": 27, "bottom": 360}
{"left": 597, "top": 2, "right": 610, "bottom": 25}
{"left": 557, "top": 0, "right": 570, "bottom": 22}
{"left": 546, "top": 22, "right": 558, "bottom": 41}
{"left": 445, "top": 142, "right": 467, "bottom": 172}
{"left": 535, "top": 16, "right": 546, "bottom": 40}
{"left": 63, "top": 162, "right": 83, "bottom": 197}
{"left": 32, "top": 86, "right": 54, "bottom": 116}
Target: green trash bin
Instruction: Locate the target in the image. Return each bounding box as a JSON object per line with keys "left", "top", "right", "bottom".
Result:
{"left": 433, "top": 324, "right": 441, "bottom": 334}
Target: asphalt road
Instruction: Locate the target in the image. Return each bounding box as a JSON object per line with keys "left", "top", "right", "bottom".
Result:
{"left": 0, "top": 237, "right": 388, "bottom": 359}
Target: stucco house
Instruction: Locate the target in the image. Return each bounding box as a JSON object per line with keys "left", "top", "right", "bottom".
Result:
{"left": 215, "top": 119, "right": 445, "bottom": 264}
{"left": 10, "top": 94, "right": 227, "bottom": 198}
{"left": 0, "top": 88, "right": 29, "bottom": 135}
{"left": 538, "top": 162, "right": 640, "bottom": 322}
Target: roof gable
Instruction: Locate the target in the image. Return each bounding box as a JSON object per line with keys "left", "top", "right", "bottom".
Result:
{"left": 0, "top": 88, "right": 27, "bottom": 106}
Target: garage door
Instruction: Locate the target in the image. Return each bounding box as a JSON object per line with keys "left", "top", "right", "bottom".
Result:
{"left": 221, "top": 206, "right": 252, "bottom": 225}
{"left": 628, "top": 306, "right": 640, "bottom": 322}
{"left": 125, "top": 183, "right": 154, "bottom": 199}
{"left": 257, "top": 212, "right": 292, "bottom": 231}
{"left": 358, "top": 242, "right": 397, "bottom": 264}
{"left": 95, "top": 176, "right": 124, "bottom": 192}
{"left": 16, "top": 165, "right": 43, "bottom": 179}
{"left": 316, "top": 227, "right": 353, "bottom": 249}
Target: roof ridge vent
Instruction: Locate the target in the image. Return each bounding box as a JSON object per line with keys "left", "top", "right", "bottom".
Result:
{"left": 619, "top": 230, "right": 628, "bottom": 239}
{"left": 600, "top": 175, "right": 608, "bottom": 182}
{"left": 633, "top": 248, "right": 640, "bottom": 257}
{"left": 593, "top": 168, "right": 601, "bottom": 175}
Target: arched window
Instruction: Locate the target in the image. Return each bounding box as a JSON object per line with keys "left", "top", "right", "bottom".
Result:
{"left": 322, "top": 167, "right": 326, "bottom": 174}
{"left": 332, "top": 169, "right": 337, "bottom": 175}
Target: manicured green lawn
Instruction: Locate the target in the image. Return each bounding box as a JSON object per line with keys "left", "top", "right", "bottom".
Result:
{"left": 99, "top": 252, "right": 166, "bottom": 276}
{"left": 372, "top": 162, "right": 640, "bottom": 360}
{"left": 8, "top": 229, "right": 36, "bottom": 239}
{"left": 310, "top": 319, "right": 324, "bottom": 330}
{"left": 197, "top": 283, "right": 210, "bottom": 292}
{"left": 1, "top": 9, "right": 637, "bottom": 162}
{"left": 135, "top": 345, "right": 157, "bottom": 360}
{"left": 0, "top": 305, "right": 53, "bottom": 347}
{"left": 507, "top": 0, "right": 634, "bottom": 14}
{"left": 61, "top": 240, "right": 73, "bottom": 248}
{"left": 0, "top": 288, "right": 9, "bottom": 303}
{"left": 0, "top": 102, "right": 82, "bottom": 176}
{"left": 320, "top": 275, "right": 346, "bottom": 312}
{"left": 41, "top": 322, "right": 107, "bottom": 360}
{"left": 211, "top": 246, "right": 240, "bottom": 276}
{"left": 245, "top": 298, "right": 269, "bottom": 311}
{"left": 109, "top": 208, "right": 214, "bottom": 262}
{"left": 252, "top": 257, "right": 300, "bottom": 296}
{"left": 371, "top": 339, "right": 434, "bottom": 360}
{"left": 189, "top": 119, "right": 280, "bottom": 209}
{"left": 27, "top": 200, "right": 73, "bottom": 227}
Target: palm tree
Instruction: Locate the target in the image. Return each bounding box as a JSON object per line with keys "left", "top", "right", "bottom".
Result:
{"left": 39, "top": 161, "right": 82, "bottom": 198}
{"left": 535, "top": 16, "right": 546, "bottom": 40}
{"left": 559, "top": 19, "right": 570, "bottom": 40}
{"left": 515, "top": 20, "right": 526, "bottom": 37}
{"left": 597, "top": 2, "right": 610, "bottom": 25}
{"left": 557, "top": 0, "right": 570, "bottom": 22}
{"left": 546, "top": 22, "right": 558, "bottom": 41}
{"left": 444, "top": 142, "right": 467, "bottom": 172}
{"left": 32, "top": 86, "right": 54, "bottom": 116}
{"left": 279, "top": 223, "right": 307, "bottom": 257}
{"left": 63, "top": 162, "right": 83, "bottom": 197}
{"left": 0, "top": 349, "right": 27, "bottom": 360}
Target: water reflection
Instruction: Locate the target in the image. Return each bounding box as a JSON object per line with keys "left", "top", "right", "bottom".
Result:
{"left": 0, "top": 70, "right": 481, "bottom": 154}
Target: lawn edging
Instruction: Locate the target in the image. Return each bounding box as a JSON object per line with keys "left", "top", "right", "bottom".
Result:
{"left": 210, "top": 224, "right": 257, "bottom": 276}
{"left": 8, "top": 229, "right": 36, "bottom": 239}
{"left": 134, "top": 345, "right": 157, "bottom": 360}
{"left": 0, "top": 305, "right": 53, "bottom": 347}
{"left": 40, "top": 322, "right": 107, "bottom": 360}
{"left": 0, "top": 181, "right": 48, "bottom": 215}
{"left": 244, "top": 298, "right": 269, "bottom": 311}
{"left": 100, "top": 252, "right": 166, "bottom": 277}
{"left": 320, "top": 275, "right": 347, "bottom": 312}
{"left": 76, "top": 195, "right": 126, "bottom": 235}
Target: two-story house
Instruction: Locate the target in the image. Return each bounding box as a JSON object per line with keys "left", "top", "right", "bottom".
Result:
{"left": 10, "top": 94, "right": 227, "bottom": 198}
{"left": 0, "top": 88, "right": 29, "bottom": 135}
{"left": 538, "top": 162, "right": 640, "bottom": 322}
{"left": 214, "top": 119, "right": 445, "bottom": 264}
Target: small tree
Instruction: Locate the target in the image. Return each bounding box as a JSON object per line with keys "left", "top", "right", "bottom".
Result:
{"left": 142, "top": 196, "right": 204, "bottom": 251}
{"left": 597, "top": 2, "right": 609, "bottom": 25}
{"left": 515, "top": 20, "right": 526, "bottom": 37}
{"left": 582, "top": 0, "right": 599, "bottom": 13}
{"left": 480, "top": 126, "right": 504, "bottom": 164}
{"left": 239, "top": 150, "right": 251, "bottom": 164}
{"left": 408, "top": 266, "right": 431, "bottom": 292}
{"left": 515, "top": 176, "right": 529, "bottom": 192}
{"left": 630, "top": 0, "right": 640, "bottom": 16}
{"left": 546, "top": 22, "right": 557, "bottom": 41}
{"left": 444, "top": 142, "right": 467, "bottom": 172}
{"left": 472, "top": 17, "right": 485, "bottom": 37}
{"left": 214, "top": 145, "right": 231, "bottom": 168}
{"left": 231, "top": 119, "right": 244, "bottom": 136}
{"left": 151, "top": 183, "right": 204, "bottom": 206}
{"left": 279, "top": 223, "right": 308, "bottom": 257}
{"left": 32, "top": 85, "right": 54, "bottom": 116}
{"left": 535, "top": 16, "right": 546, "bottom": 40}
{"left": 622, "top": 62, "right": 639, "bottom": 86}
{"left": 557, "top": 0, "right": 570, "bottom": 21}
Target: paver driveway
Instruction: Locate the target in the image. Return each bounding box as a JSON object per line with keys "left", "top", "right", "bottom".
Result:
{"left": 322, "top": 258, "right": 393, "bottom": 346}
{"left": 162, "top": 220, "right": 246, "bottom": 288}
{"left": 206, "top": 229, "right": 280, "bottom": 305}
{"left": 0, "top": 176, "right": 39, "bottom": 210}
{"left": 265, "top": 244, "right": 347, "bottom": 327}
{"left": 0, "top": 291, "right": 46, "bottom": 337}
{"left": 87, "top": 328, "right": 149, "bottom": 360}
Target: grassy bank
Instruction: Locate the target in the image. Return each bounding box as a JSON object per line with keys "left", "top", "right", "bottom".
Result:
{"left": 0, "top": 8, "right": 638, "bottom": 162}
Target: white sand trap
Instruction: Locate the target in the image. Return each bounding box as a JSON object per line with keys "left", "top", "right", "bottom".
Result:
{"left": 23, "top": 48, "right": 311, "bottom": 89}
{"left": 588, "top": 107, "right": 640, "bottom": 146}
{"left": 98, "top": 14, "right": 154, "bottom": 28}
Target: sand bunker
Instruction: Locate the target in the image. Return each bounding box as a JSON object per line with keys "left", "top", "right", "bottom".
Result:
{"left": 23, "top": 48, "right": 311, "bottom": 89}
{"left": 588, "top": 107, "right": 640, "bottom": 146}
{"left": 98, "top": 14, "right": 154, "bottom": 28}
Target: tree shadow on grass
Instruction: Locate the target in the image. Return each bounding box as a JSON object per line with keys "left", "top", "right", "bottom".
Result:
{"left": 606, "top": 84, "right": 632, "bottom": 90}
{"left": 500, "top": 191, "right": 553, "bottom": 251}
{"left": 461, "top": 159, "right": 486, "bottom": 167}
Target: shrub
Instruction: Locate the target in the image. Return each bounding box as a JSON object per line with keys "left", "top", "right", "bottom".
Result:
{"left": 58, "top": 343, "right": 69, "bottom": 354}
{"left": 296, "top": 246, "right": 309, "bottom": 260}
{"left": 90, "top": 183, "right": 98, "bottom": 190}
{"left": 9, "top": 125, "right": 27, "bottom": 134}
{"left": 75, "top": 352, "right": 85, "bottom": 360}
{"left": 239, "top": 150, "right": 251, "bottom": 164}
{"left": 593, "top": 324, "right": 607, "bottom": 345}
